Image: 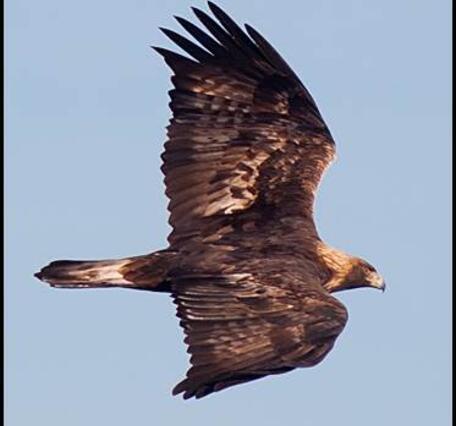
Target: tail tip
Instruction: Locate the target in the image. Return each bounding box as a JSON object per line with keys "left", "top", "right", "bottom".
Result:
{"left": 34, "top": 269, "right": 44, "bottom": 281}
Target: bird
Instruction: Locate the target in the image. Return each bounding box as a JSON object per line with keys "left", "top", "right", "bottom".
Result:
{"left": 35, "top": 1, "right": 385, "bottom": 400}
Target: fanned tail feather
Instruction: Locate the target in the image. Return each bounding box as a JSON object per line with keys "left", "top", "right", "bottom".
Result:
{"left": 35, "top": 251, "right": 175, "bottom": 292}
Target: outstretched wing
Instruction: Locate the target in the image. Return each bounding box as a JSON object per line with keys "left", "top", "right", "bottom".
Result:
{"left": 171, "top": 273, "right": 347, "bottom": 399}
{"left": 155, "top": 2, "right": 336, "bottom": 246}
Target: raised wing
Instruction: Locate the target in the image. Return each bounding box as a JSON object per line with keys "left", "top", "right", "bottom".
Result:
{"left": 171, "top": 272, "right": 347, "bottom": 399}
{"left": 154, "top": 2, "right": 336, "bottom": 246}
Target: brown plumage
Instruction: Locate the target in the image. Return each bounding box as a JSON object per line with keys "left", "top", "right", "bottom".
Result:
{"left": 35, "top": 2, "right": 384, "bottom": 400}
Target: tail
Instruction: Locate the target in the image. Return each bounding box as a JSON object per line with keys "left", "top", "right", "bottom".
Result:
{"left": 35, "top": 251, "right": 176, "bottom": 292}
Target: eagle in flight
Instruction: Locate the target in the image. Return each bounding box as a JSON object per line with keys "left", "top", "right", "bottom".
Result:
{"left": 36, "top": 2, "right": 384, "bottom": 400}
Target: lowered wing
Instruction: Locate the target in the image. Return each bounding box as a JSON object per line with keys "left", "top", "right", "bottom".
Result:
{"left": 171, "top": 271, "right": 347, "bottom": 399}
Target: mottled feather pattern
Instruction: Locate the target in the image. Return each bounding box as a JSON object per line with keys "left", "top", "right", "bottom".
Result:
{"left": 155, "top": 2, "right": 335, "bottom": 245}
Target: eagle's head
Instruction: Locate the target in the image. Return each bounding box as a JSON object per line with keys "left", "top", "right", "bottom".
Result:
{"left": 340, "top": 258, "right": 386, "bottom": 292}
{"left": 319, "top": 244, "right": 385, "bottom": 293}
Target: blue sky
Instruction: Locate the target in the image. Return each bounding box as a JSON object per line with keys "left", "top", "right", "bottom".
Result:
{"left": 5, "top": 0, "right": 451, "bottom": 425}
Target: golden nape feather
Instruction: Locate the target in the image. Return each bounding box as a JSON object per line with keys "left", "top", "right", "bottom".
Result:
{"left": 35, "top": 1, "right": 383, "bottom": 400}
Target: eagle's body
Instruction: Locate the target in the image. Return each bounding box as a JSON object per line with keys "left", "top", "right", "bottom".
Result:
{"left": 36, "top": 2, "right": 384, "bottom": 400}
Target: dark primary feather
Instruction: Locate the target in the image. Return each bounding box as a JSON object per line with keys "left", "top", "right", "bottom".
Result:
{"left": 152, "top": 2, "right": 345, "bottom": 399}
{"left": 174, "top": 15, "right": 228, "bottom": 58}
{"left": 207, "top": 2, "right": 263, "bottom": 58}
{"left": 159, "top": 27, "right": 214, "bottom": 63}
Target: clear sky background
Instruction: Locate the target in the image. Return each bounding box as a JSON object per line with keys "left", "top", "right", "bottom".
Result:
{"left": 5, "top": 1, "right": 451, "bottom": 425}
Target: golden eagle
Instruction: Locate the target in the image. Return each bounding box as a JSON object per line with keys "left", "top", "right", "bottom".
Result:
{"left": 36, "top": 2, "right": 384, "bottom": 400}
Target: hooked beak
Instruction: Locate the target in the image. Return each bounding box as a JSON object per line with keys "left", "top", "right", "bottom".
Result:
{"left": 367, "top": 271, "right": 386, "bottom": 292}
